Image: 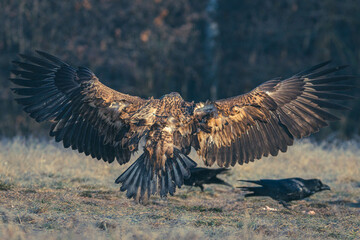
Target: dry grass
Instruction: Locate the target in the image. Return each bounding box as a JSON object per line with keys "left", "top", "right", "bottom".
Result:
{"left": 0, "top": 137, "right": 360, "bottom": 239}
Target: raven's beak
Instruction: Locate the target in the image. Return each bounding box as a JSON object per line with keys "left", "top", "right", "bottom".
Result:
{"left": 321, "top": 184, "right": 331, "bottom": 191}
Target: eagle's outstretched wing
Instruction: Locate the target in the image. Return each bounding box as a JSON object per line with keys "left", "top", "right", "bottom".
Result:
{"left": 192, "top": 61, "right": 354, "bottom": 167}
{"left": 11, "top": 51, "right": 149, "bottom": 165}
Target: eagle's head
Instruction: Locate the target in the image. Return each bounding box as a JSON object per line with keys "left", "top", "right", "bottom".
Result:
{"left": 160, "top": 92, "right": 182, "bottom": 99}
{"left": 194, "top": 102, "right": 218, "bottom": 119}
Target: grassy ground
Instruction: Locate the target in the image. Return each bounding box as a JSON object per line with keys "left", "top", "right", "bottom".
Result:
{"left": 0, "top": 137, "right": 359, "bottom": 239}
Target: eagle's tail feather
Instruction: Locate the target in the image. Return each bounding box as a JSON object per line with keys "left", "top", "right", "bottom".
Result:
{"left": 115, "top": 149, "right": 197, "bottom": 203}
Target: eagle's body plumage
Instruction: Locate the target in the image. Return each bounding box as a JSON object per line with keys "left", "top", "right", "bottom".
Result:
{"left": 10, "top": 51, "right": 354, "bottom": 202}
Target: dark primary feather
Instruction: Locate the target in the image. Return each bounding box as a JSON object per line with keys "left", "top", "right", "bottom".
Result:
{"left": 238, "top": 178, "right": 331, "bottom": 205}
{"left": 184, "top": 167, "right": 232, "bottom": 191}
{"left": 9, "top": 51, "right": 354, "bottom": 203}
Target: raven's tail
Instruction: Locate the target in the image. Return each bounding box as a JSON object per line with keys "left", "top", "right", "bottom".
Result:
{"left": 237, "top": 186, "right": 266, "bottom": 197}
{"left": 238, "top": 179, "right": 262, "bottom": 185}
{"left": 115, "top": 149, "right": 197, "bottom": 203}
{"left": 214, "top": 177, "right": 233, "bottom": 188}
{"left": 238, "top": 179, "right": 265, "bottom": 197}
{"left": 214, "top": 168, "right": 231, "bottom": 175}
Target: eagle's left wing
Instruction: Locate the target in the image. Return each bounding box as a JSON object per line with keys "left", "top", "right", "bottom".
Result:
{"left": 10, "top": 51, "right": 150, "bottom": 165}
{"left": 192, "top": 61, "right": 354, "bottom": 167}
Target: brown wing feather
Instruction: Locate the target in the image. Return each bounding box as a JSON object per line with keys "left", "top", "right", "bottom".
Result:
{"left": 193, "top": 61, "right": 354, "bottom": 167}
{"left": 11, "top": 51, "right": 149, "bottom": 164}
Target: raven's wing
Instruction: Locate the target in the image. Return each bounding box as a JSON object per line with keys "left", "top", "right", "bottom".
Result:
{"left": 10, "top": 51, "right": 152, "bottom": 165}
{"left": 259, "top": 179, "right": 310, "bottom": 197}
{"left": 239, "top": 179, "right": 281, "bottom": 189}
{"left": 192, "top": 61, "right": 354, "bottom": 167}
{"left": 280, "top": 179, "right": 311, "bottom": 197}
{"left": 187, "top": 168, "right": 221, "bottom": 183}
{"left": 190, "top": 167, "right": 229, "bottom": 176}
{"left": 239, "top": 178, "right": 306, "bottom": 191}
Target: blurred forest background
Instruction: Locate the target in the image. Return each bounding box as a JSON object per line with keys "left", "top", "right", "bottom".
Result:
{"left": 0, "top": 0, "right": 359, "bottom": 139}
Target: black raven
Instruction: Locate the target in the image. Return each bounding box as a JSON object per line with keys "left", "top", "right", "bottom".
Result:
{"left": 238, "top": 178, "right": 330, "bottom": 207}
{"left": 184, "top": 168, "right": 232, "bottom": 191}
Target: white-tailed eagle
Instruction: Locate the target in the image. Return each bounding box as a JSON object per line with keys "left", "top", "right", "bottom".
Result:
{"left": 10, "top": 51, "right": 354, "bottom": 202}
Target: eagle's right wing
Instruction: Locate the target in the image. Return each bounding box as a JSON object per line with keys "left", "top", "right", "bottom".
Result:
{"left": 193, "top": 61, "right": 354, "bottom": 167}
{"left": 10, "top": 51, "right": 151, "bottom": 165}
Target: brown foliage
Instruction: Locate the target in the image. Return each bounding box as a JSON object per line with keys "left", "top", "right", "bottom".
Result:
{"left": 0, "top": 0, "right": 359, "bottom": 137}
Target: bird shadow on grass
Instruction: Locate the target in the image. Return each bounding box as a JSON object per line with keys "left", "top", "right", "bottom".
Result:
{"left": 327, "top": 200, "right": 360, "bottom": 208}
